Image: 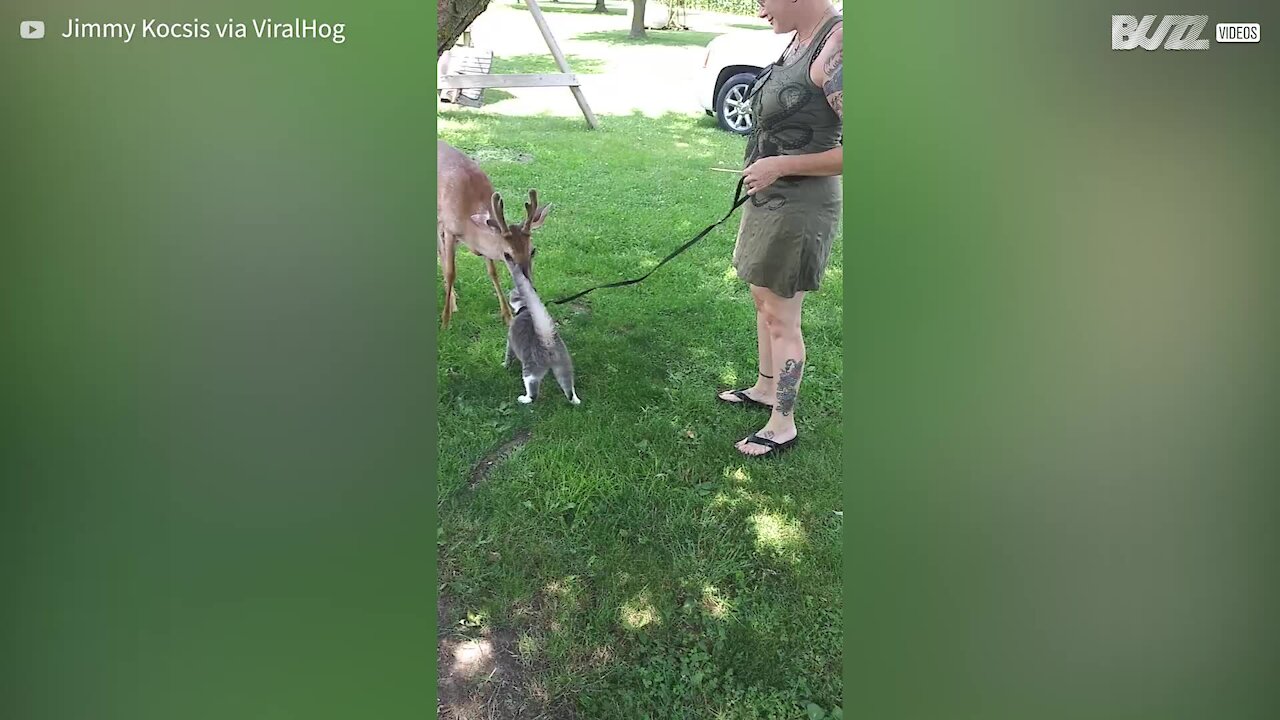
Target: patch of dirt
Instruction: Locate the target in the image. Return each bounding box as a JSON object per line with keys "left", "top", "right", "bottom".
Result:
{"left": 566, "top": 302, "right": 591, "bottom": 316}
{"left": 467, "top": 429, "right": 533, "bottom": 489}
{"left": 438, "top": 594, "right": 576, "bottom": 719}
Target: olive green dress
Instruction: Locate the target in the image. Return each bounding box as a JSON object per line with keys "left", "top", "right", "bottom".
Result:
{"left": 732, "top": 15, "right": 843, "bottom": 298}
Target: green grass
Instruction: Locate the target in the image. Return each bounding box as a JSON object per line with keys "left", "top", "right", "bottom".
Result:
{"left": 575, "top": 29, "right": 723, "bottom": 47}
{"left": 437, "top": 109, "right": 842, "bottom": 718}
{"left": 481, "top": 88, "right": 516, "bottom": 105}
{"left": 505, "top": 0, "right": 628, "bottom": 12}
{"left": 491, "top": 53, "right": 607, "bottom": 75}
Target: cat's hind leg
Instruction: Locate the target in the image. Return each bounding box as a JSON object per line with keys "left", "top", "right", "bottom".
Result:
{"left": 519, "top": 367, "right": 546, "bottom": 404}
{"left": 552, "top": 363, "right": 580, "bottom": 405}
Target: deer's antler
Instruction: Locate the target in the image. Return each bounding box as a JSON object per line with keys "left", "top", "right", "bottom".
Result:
{"left": 489, "top": 192, "right": 510, "bottom": 233}
{"left": 522, "top": 189, "right": 541, "bottom": 233}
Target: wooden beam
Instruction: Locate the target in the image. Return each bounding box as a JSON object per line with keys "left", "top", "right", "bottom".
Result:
{"left": 525, "top": 0, "right": 599, "bottom": 129}
{"left": 439, "top": 73, "right": 580, "bottom": 89}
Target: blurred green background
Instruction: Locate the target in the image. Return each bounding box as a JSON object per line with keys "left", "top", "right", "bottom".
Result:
{"left": 2, "top": 1, "right": 434, "bottom": 718}
{"left": 4, "top": 0, "right": 1279, "bottom": 718}
{"left": 846, "top": 1, "right": 1278, "bottom": 718}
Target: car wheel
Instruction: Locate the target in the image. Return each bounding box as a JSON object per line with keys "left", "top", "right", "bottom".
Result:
{"left": 715, "top": 72, "right": 757, "bottom": 135}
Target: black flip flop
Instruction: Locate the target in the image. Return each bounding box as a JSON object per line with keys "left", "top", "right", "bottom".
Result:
{"left": 716, "top": 389, "right": 773, "bottom": 410}
{"left": 739, "top": 433, "right": 798, "bottom": 458}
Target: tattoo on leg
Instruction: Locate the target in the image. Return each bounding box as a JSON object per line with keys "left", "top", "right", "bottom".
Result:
{"left": 776, "top": 359, "right": 803, "bottom": 416}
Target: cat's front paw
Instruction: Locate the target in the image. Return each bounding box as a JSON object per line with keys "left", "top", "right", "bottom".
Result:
{"left": 518, "top": 395, "right": 533, "bottom": 404}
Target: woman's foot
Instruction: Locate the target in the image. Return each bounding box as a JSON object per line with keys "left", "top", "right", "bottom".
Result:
{"left": 717, "top": 374, "right": 775, "bottom": 408}
{"left": 736, "top": 422, "right": 798, "bottom": 457}
{"left": 717, "top": 387, "right": 773, "bottom": 409}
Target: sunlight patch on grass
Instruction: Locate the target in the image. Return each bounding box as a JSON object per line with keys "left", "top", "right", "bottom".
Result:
{"left": 710, "top": 486, "right": 752, "bottom": 510}
{"left": 749, "top": 511, "right": 807, "bottom": 561}
{"left": 620, "top": 593, "right": 661, "bottom": 630}
{"left": 469, "top": 147, "right": 536, "bottom": 164}
{"left": 718, "top": 367, "right": 739, "bottom": 386}
{"left": 437, "top": 115, "right": 481, "bottom": 134}
{"left": 723, "top": 466, "right": 751, "bottom": 484}
{"left": 452, "top": 637, "right": 494, "bottom": 676}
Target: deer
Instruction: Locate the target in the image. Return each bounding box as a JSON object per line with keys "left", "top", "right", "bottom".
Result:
{"left": 437, "top": 141, "right": 552, "bottom": 329}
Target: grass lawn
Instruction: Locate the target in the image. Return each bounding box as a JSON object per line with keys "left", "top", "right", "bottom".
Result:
{"left": 573, "top": 29, "right": 724, "bottom": 47}
{"left": 490, "top": 54, "right": 607, "bottom": 75}
{"left": 437, "top": 14, "right": 842, "bottom": 718}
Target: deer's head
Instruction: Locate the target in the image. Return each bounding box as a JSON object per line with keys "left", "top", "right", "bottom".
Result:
{"left": 470, "top": 190, "right": 550, "bottom": 281}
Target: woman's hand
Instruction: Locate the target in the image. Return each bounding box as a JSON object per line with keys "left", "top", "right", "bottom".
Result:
{"left": 743, "top": 156, "right": 789, "bottom": 195}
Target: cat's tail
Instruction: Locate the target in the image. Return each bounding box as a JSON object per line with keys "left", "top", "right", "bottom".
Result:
{"left": 505, "top": 259, "right": 556, "bottom": 348}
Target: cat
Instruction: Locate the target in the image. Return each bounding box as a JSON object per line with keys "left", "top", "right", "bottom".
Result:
{"left": 502, "top": 256, "right": 580, "bottom": 406}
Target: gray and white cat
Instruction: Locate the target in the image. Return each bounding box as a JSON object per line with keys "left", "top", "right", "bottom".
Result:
{"left": 502, "top": 256, "right": 580, "bottom": 406}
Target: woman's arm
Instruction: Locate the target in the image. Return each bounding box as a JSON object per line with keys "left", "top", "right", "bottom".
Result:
{"left": 774, "top": 147, "right": 841, "bottom": 177}
{"left": 819, "top": 26, "right": 843, "bottom": 123}
{"left": 743, "top": 143, "right": 842, "bottom": 195}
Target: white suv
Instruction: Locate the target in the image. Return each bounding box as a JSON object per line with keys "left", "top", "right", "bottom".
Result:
{"left": 695, "top": 30, "right": 793, "bottom": 135}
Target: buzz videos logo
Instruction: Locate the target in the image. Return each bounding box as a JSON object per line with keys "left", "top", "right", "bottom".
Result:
{"left": 1112, "top": 15, "right": 1261, "bottom": 50}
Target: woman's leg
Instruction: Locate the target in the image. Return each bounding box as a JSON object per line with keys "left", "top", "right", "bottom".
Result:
{"left": 737, "top": 286, "right": 806, "bottom": 455}
{"left": 718, "top": 286, "right": 776, "bottom": 403}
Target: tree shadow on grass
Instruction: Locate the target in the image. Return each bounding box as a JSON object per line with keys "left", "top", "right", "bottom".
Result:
{"left": 483, "top": 89, "right": 516, "bottom": 105}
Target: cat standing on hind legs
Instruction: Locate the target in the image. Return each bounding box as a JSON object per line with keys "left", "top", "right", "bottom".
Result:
{"left": 502, "top": 256, "right": 580, "bottom": 406}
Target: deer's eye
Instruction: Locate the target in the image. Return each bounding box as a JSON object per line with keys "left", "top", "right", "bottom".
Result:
{"left": 530, "top": 248, "right": 537, "bottom": 259}
{"left": 503, "top": 252, "right": 512, "bottom": 261}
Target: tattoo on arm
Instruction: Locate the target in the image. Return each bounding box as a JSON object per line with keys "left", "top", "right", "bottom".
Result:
{"left": 823, "top": 55, "right": 843, "bottom": 120}
{"left": 775, "top": 359, "right": 804, "bottom": 416}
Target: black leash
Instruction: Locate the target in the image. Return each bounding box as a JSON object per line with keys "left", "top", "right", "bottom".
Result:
{"left": 547, "top": 176, "right": 749, "bottom": 305}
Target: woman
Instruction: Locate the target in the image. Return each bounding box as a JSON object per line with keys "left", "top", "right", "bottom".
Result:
{"left": 716, "top": 0, "right": 842, "bottom": 458}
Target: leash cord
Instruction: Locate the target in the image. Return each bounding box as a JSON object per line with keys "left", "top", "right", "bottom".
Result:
{"left": 547, "top": 176, "right": 749, "bottom": 306}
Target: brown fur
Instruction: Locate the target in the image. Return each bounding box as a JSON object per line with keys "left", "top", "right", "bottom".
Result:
{"left": 437, "top": 141, "right": 551, "bottom": 328}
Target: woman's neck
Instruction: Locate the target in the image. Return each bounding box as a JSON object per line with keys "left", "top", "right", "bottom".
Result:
{"left": 795, "top": 3, "right": 835, "bottom": 45}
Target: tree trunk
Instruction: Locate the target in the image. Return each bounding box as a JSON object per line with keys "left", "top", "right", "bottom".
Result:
{"left": 438, "top": 0, "right": 493, "bottom": 58}
{"left": 593, "top": 0, "right": 608, "bottom": 13}
{"left": 630, "top": 0, "right": 647, "bottom": 38}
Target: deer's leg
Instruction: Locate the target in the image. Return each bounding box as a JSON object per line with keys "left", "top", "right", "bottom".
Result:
{"left": 486, "top": 258, "right": 512, "bottom": 325}
{"left": 441, "top": 233, "right": 458, "bottom": 329}
{"left": 439, "top": 225, "right": 458, "bottom": 313}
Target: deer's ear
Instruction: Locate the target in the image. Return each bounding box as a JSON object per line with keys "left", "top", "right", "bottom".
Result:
{"left": 470, "top": 212, "right": 498, "bottom": 231}
{"left": 529, "top": 203, "right": 552, "bottom": 230}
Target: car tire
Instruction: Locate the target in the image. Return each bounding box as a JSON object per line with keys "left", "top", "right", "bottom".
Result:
{"left": 715, "top": 72, "right": 758, "bottom": 135}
